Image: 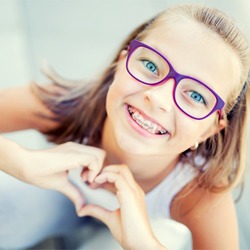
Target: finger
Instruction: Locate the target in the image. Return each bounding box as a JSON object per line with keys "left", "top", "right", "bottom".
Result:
{"left": 95, "top": 171, "right": 145, "bottom": 212}
{"left": 81, "top": 154, "right": 105, "bottom": 183}
{"left": 94, "top": 172, "right": 134, "bottom": 203}
{"left": 65, "top": 154, "right": 100, "bottom": 183}
{"left": 52, "top": 145, "right": 105, "bottom": 176}
{"left": 98, "top": 165, "right": 136, "bottom": 190}
{"left": 78, "top": 160, "right": 100, "bottom": 183}
{"left": 87, "top": 181, "right": 104, "bottom": 189}
{"left": 80, "top": 169, "right": 103, "bottom": 189}
{"left": 77, "top": 204, "right": 120, "bottom": 236}
{"left": 59, "top": 181, "right": 86, "bottom": 213}
{"left": 87, "top": 161, "right": 100, "bottom": 183}
{"left": 101, "top": 164, "right": 134, "bottom": 181}
{"left": 81, "top": 168, "right": 89, "bottom": 182}
{"left": 75, "top": 145, "right": 106, "bottom": 174}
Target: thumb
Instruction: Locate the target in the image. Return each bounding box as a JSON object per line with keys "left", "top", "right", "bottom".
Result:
{"left": 59, "top": 181, "right": 86, "bottom": 213}
{"left": 78, "top": 204, "right": 115, "bottom": 225}
{"left": 78, "top": 205, "right": 122, "bottom": 243}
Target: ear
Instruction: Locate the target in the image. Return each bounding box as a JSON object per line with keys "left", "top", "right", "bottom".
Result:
{"left": 118, "top": 50, "right": 128, "bottom": 61}
{"left": 198, "top": 119, "right": 226, "bottom": 143}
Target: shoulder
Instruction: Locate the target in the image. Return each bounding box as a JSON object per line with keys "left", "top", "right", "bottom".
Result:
{"left": 171, "top": 181, "right": 239, "bottom": 249}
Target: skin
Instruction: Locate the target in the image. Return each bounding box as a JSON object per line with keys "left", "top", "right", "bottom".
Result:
{"left": 0, "top": 17, "right": 241, "bottom": 250}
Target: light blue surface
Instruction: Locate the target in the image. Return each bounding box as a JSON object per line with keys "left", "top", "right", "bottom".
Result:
{"left": 0, "top": 0, "right": 249, "bottom": 249}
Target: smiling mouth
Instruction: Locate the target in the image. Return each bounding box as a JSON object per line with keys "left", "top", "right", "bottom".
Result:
{"left": 127, "top": 105, "right": 169, "bottom": 135}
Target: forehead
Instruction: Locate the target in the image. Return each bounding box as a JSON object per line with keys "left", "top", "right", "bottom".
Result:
{"left": 141, "top": 18, "right": 241, "bottom": 102}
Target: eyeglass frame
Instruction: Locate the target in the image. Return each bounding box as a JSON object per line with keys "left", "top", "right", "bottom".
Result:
{"left": 125, "top": 39, "right": 225, "bottom": 120}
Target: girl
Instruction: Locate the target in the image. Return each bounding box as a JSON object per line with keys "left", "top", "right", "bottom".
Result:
{"left": 0, "top": 3, "right": 249, "bottom": 249}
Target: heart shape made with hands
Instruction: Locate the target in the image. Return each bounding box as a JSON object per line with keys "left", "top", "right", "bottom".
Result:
{"left": 69, "top": 167, "right": 119, "bottom": 211}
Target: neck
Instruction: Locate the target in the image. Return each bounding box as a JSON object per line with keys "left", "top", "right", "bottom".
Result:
{"left": 101, "top": 118, "right": 179, "bottom": 192}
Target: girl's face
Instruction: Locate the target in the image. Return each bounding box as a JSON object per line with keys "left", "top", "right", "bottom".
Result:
{"left": 105, "top": 18, "right": 241, "bottom": 157}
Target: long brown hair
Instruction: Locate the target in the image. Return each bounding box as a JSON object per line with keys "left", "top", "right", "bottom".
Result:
{"left": 32, "top": 4, "right": 250, "bottom": 192}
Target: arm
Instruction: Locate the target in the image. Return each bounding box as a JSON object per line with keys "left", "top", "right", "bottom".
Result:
{"left": 0, "top": 84, "right": 109, "bottom": 212}
{"left": 171, "top": 184, "right": 239, "bottom": 249}
{"left": 0, "top": 84, "right": 58, "bottom": 133}
{"left": 0, "top": 135, "right": 106, "bottom": 213}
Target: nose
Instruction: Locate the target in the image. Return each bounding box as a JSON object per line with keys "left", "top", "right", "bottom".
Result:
{"left": 143, "top": 78, "right": 175, "bottom": 113}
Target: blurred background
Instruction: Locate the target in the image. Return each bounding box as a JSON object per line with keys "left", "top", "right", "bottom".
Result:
{"left": 0, "top": 0, "right": 249, "bottom": 249}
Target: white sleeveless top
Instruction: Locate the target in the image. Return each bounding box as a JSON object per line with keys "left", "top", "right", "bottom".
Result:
{"left": 69, "top": 161, "right": 198, "bottom": 219}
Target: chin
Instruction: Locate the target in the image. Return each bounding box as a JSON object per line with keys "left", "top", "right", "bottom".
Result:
{"left": 114, "top": 133, "right": 144, "bottom": 155}
{"left": 115, "top": 133, "right": 161, "bottom": 156}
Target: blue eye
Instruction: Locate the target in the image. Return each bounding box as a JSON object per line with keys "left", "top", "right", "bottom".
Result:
{"left": 142, "top": 60, "right": 158, "bottom": 74}
{"left": 188, "top": 91, "right": 206, "bottom": 105}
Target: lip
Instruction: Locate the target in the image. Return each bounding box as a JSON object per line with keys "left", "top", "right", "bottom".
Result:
{"left": 125, "top": 104, "right": 171, "bottom": 138}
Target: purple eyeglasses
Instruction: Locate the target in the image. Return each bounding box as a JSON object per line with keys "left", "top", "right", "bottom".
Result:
{"left": 126, "top": 39, "right": 225, "bottom": 120}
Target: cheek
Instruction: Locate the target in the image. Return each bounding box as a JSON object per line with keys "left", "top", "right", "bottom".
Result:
{"left": 177, "top": 121, "right": 199, "bottom": 145}
{"left": 106, "top": 67, "right": 141, "bottom": 109}
{"left": 106, "top": 79, "right": 125, "bottom": 111}
{"left": 105, "top": 72, "right": 127, "bottom": 117}
{"left": 106, "top": 85, "right": 116, "bottom": 118}
{"left": 175, "top": 114, "right": 214, "bottom": 145}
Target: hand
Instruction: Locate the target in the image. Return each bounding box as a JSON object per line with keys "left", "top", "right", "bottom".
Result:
{"left": 78, "top": 165, "right": 165, "bottom": 250}
{"left": 13, "top": 142, "right": 106, "bottom": 212}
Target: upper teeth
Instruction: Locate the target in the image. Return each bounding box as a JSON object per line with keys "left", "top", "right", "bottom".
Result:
{"left": 128, "top": 106, "right": 167, "bottom": 135}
